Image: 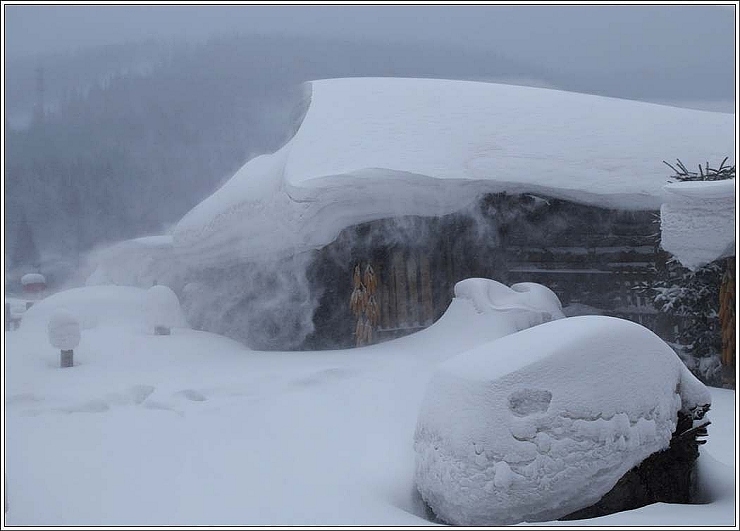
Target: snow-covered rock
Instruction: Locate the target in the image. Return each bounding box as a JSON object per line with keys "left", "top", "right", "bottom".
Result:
{"left": 660, "top": 178, "right": 736, "bottom": 270}
{"left": 144, "top": 285, "right": 187, "bottom": 333}
{"left": 47, "top": 311, "right": 81, "bottom": 351}
{"left": 413, "top": 315, "right": 710, "bottom": 526}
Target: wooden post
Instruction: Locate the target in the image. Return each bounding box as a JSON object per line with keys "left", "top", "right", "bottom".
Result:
{"left": 719, "top": 257, "right": 735, "bottom": 389}
{"left": 60, "top": 349, "right": 73, "bottom": 368}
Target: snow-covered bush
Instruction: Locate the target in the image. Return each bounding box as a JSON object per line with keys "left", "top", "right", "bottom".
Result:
{"left": 652, "top": 258, "right": 723, "bottom": 386}
{"left": 47, "top": 311, "right": 81, "bottom": 368}
{"left": 144, "top": 285, "right": 186, "bottom": 335}
{"left": 414, "top": 315, "right": 710, "bottom": 526}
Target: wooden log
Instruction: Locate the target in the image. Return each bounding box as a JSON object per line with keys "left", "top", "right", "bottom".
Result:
{"left": 60, "top": 349, "right": 73, "bottom": 368}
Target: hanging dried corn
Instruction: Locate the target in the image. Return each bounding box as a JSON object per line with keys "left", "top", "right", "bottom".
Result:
{"left": 351, "top": 261, "right": 380, "bottom": 347}
{"left": 364, "top": 264, "right": 377, "bottom": 294}
{"left": 367, "top": 295, "right": 379, "bottom": 327}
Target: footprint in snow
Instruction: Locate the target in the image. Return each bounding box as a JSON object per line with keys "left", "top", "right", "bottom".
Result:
{"left": 176, "top": 389, "right": 207, "bottom": 402}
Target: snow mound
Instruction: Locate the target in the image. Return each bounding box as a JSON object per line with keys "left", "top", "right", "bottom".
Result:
{"left": 454, "top": 278, "right": 564, "bottom": 330}
{"left": 660, "top": 178, "right": 736, "bottom": 270}
{"left": 413, "top": 315, "right": 710, "bottom": 526}
{"left": 170, "top": 77, "right": 734, "bottom": 267}
{"left": 383, "top": 278, "right": 565, "bottom": 361}
{"left": 19, "top": 286, "right": 175, "bottom": 334}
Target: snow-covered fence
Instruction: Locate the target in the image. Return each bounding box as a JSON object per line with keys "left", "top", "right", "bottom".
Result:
{"left": 47, "top": 311, "right": 81, "bottom": 368}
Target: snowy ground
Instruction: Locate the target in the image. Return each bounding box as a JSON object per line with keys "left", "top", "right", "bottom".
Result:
{"left": 2, "top": 285, "right": 737, "bottom": 526}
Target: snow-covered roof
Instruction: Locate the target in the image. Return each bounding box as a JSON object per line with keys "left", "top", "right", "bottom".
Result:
{"left": 173, "top": 78, "right": 735, "bottom": 265}
{"left": 660, "top": 178, "right": 736, "bottom": 270}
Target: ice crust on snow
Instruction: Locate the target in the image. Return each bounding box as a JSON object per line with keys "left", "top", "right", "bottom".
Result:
{"left": 660, "top": 178, "right": 736, "bottom": 270}
{"left": 171, "top": 77, "right": 734, "bottom": 267}
{"left": 414, "top": 315, "right": 710, "bottom": 526}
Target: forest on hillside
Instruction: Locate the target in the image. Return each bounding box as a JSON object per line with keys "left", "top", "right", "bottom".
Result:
{"left": 4, "top": 34, "right": 548, "bottom": 285}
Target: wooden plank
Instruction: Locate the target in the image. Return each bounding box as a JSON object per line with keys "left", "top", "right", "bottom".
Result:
{"left": 393, "top": 250, "right": 408, "bottom": 327}
{"left": 420, "top": 253, "right": 434, "bottom": 325}
{"left": 406, "top": 252, "right": 419, "bottom": 326}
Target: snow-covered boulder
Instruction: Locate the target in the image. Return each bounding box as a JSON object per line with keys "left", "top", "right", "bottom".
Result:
{"left": 414, "top": 315, "right": 710, "bottom": 526}
{"left": 47, "top": 311, "right": 81, "bottom": 351}
{"left": 144, "top": 285, "right": 187, "bottom": 335}
{"left": 660, "top": 178, "right": 735, "bottom": 270}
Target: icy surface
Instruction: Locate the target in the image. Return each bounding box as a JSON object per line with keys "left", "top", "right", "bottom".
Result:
{"left": 47, "top": 311, "right": 81, "bottom": 351}
{"left": 171, "top": 78, "right": 734, "bottom": 267}
{"left": 660, "top": 178, "right": 736, "bottom": 270}
{"left": 413, "top": 315, "right": 711, "bottom": 525}
{"left": 4, "top": 285, "right": 733, "bottom": 526}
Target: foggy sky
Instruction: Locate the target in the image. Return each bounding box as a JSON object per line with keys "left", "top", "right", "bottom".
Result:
{"left": 3, "top": 3, "right": 737, "bottom": 108}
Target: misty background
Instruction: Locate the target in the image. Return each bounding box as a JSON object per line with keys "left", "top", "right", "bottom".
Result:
{"left": 3, "top": 4, "right": 736, "bottom": 288}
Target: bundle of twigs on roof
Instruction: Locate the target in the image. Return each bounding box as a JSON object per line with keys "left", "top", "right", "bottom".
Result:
{"left": 663, "top": 157, "right": 735, "bottom": 182}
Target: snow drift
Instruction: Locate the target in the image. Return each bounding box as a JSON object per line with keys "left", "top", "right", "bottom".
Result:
{"left": 660, "top": 178, "right": 736, "bottom": 270}
{"left": 414, "top": 315, "right": 711, "bottom": 526}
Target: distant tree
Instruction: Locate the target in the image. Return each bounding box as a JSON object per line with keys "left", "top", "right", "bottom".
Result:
{"left": 10, "top": 212, "right": 40, "bottom": 269}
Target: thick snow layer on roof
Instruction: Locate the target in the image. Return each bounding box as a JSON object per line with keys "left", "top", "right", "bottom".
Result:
{"left": 414, "top": 315, "right": 710, "bottom": 526}
{"left": 172, "top": 78, "right": 734, "bottom": 266}
{"left": 660, "top": 178, "right": 736, "bottom": 270}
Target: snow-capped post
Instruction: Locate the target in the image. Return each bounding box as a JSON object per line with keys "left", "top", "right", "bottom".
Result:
{"left": 47, "top": 311, "right": 81, "bottom": 368}
{"left": 145, "top": 285, "right": 181, "bottom": 336}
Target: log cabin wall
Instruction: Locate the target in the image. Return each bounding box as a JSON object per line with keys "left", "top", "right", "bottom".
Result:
{"left": 303, "top": 193, "right": 673, "bottom": 350}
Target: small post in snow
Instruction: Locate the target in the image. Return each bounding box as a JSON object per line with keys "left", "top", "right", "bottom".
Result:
{"left": 48, "top": 311, "right": 81, "bottom": 368}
